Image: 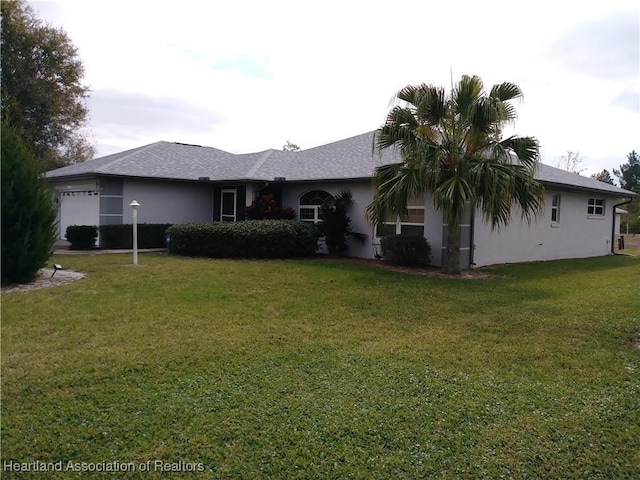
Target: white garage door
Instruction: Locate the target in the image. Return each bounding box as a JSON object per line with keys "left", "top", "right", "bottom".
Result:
{"left": 58, "top": 190, "right": 100, "bottom": 239}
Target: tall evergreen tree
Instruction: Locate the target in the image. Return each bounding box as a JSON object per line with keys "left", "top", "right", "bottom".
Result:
{"left": 1, "top": 0, "right": 94, "bottom": 169}
{"left": 1, "top": 121, "right": 57, "bottom": 285}
{"left": 614, "top": 151, "right": 640, "bottom": 192}
{"left": 614, "top": 151, "right": 640, "bottom": 233}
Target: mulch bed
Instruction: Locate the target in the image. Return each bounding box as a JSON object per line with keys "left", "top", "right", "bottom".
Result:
{"left": 319, "top": 256, "right": 498, "bottom": 279}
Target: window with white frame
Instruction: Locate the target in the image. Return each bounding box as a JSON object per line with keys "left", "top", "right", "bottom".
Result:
{"left": 375, "top": 202, "right": 425, "bottom": 238}
{"left": 551, "top": 194, "right": 561, "bottom": 224}
{"left": 587, "top": 197, "right": 605, "bottom": 216}
{"left": 299, "top": 190, "right": 334, "bottom": 223}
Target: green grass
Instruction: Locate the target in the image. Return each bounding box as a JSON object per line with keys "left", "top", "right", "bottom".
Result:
{"left": 2, "top": 253, "right": 639, "bottom": 479}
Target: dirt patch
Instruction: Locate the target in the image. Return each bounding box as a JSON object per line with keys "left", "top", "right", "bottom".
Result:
{"left": 1, "top": 268, "right": 86, "bottom": 293}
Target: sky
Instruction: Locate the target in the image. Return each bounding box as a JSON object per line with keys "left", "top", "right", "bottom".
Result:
{"left": 29, "top": 0, "right": 639, "bottom": 178}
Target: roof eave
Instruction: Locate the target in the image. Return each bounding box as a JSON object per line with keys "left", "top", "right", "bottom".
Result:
{"left": 540, "top": 180, "right": 638, "bottom": 198}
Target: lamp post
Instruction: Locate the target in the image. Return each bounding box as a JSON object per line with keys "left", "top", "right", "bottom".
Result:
{"left": 130, "top": 200, "right": 140, "bottom": 265}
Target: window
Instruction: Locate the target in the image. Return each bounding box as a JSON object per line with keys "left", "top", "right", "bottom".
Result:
{"left": 375, "top": 205, "right": 425, "bottom": 238}
{"left": 299, "top": 190, "right": 334, "bottom": 223}
{"left": 221, "top": 189, "right": 236, "bottom": 222}
{"left": 551, "top": 194, "right": 560, "bottom": 224}
{"left": 587, "top": 198, "right": 605, "bottom": 216}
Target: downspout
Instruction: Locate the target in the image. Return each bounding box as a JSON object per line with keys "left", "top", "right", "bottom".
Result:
{"left": 611, "top": 197, "right": 634, "bottom": 255}
{"left": 469, "top": 208, "right": 476, "bottom": 267}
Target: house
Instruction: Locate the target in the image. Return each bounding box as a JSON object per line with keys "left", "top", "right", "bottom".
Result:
{"left": 46, "top": 131, "right": 637, "bottom": 268}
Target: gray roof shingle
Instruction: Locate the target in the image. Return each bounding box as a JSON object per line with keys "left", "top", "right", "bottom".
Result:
{"left": 46, "top": 132, "right": 636, "bottom": 197}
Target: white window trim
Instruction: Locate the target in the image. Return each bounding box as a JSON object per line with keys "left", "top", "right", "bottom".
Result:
{"left": 299, "top": 205, "right": 323, "bottom": 223}
{"left": 373, "top": 206, "right": 426, "bottom": 243}
{"left": 551, "top": 194, "right": 561, "bottom": 227}
{"left": 298, "top": 190, "right": 334, "bottom": 224}
{"left": 587, "top": 197, "right": 605, "bottom": 218}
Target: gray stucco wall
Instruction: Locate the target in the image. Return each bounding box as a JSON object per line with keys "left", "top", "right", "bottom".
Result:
{"left": 472, "top": 190, "right": 616, "bottom": 267}
{"left": 122, "top": 179, "right": 214, "bottom": 224}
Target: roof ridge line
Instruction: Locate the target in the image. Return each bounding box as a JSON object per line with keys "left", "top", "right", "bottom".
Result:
{"left": 245, "top": 149, "right": 276, "bottom": 178}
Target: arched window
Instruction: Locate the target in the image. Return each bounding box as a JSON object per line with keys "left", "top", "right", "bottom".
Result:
{"left": 299, "top": 190, "right": 334, "bottom": 223}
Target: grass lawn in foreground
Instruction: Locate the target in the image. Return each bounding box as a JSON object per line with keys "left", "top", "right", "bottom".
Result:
{"left": 2, "top": 253, "right": 639, "bottom": 479}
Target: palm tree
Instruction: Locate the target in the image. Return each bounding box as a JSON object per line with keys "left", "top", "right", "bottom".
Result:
{"left": 367, "top": 75, "right": 544, "bottom": 274}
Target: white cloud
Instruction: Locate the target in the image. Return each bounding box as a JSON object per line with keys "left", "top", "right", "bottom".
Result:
{"left": 28, "top": 0, "right": 640, "bottom": 174}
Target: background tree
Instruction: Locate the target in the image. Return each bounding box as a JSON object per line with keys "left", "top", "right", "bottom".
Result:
{"left": 614, "top": 151, "right": 640, "bottom": 192}
{"left": 555, "top": 150, "right": 585, "bottom": 174}
{"left": 614, "top": 150, "right": 640, "bottom": 233}
{"left": 1, "top": 120, "right": 57, "bottom": 285}
{"left": 283, "top": 141, "right": 301, "bottom": 151}
{"left": 1, "top": 0, "right": 94, "bottom": 170}
{"left": 367, "top": 75, "right": 544, "bottom": 274}
{"left": 591, "top": 169, "right": 614, "bottom": 185}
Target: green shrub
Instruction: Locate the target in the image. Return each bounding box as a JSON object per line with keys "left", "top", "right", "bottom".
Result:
{"left": 166, "top": 220, "right": 319, "bottom": 258}
{"left": 1, "top": 121, "right": 57, "bottom": 284}
{"left": 65, "top": 225, "right": 97, "bottom": 250}
{"left": 289, "top": 221, "right": 322, "bottom": 256}
{"left": 381, "top": 234, "right": 431, "bottom": 266}
{"left": 99, "top": 224, "right": 172, "bottom": 249}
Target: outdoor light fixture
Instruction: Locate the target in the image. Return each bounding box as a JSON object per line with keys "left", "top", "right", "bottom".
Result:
{"left": 51, "top": 264, "right": 63, "bottom": 277}
{"left": 274, "top": 177, "right": 286, "bottom": 182}
{"left": 130, "top": 200, "right": 140, "bottom": 266}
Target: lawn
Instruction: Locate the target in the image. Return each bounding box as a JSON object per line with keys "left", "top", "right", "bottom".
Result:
{"left": 2, "top": 253, "right": 639, "bottom": 479}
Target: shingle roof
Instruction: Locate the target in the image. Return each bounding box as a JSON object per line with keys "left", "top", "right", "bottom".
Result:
{"left": 46, "top": 132, "right": 636, "bottom": 197}
{"left": 534, "top": 163, "right": 634, "bottom": 196}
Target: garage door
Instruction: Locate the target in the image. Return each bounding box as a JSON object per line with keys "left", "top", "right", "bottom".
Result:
{"left": 58, "top": 190, "right": 100, "bottom": 239}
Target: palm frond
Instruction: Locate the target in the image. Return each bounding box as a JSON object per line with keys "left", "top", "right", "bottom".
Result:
{"left": 453, "top": 75, "right": 484, "bottom": 116}
{"left": 366, "top": 162, "right": 429, "bottom": 225}
{"left": 414, "top": 85, "right": 447, "bottom": 125}
{"left": 489, "top": 82, "right": 522, "bottom": 103}
{"left": 470, "top": 159, "right": 544, "bottom": 229}
{"left": 432, "top": 168, "right": 474, "bottom": 227}
{"left": 511, "top": 165, "right": 545, "bottom": 224}
{"left": 467, "top": 96, "right": 500, "bottom": 134}
{"left": 396, "top": 84, "right": 421, "bottom": 106}
{"left": 375, "top": 111, "right": 419, "bottom": 153}
{"left": 498, "top": 136, "right": 540, "bottom": 168}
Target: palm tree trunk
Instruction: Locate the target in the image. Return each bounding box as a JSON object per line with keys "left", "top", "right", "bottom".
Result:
{"left": 443, "top": 223, "right": 461, "bottom": 275}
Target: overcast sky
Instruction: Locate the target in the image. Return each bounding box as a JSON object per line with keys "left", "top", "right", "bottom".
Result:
{"left": 30, "top": 0, "right": 639, "bottom": 178}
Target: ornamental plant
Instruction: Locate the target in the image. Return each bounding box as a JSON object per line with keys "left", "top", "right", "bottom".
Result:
{"left": 319, "top": 190, "right": 365, "bottom": 256}
{"left": 244, "top": 194, "right": 296, "bottom": 220}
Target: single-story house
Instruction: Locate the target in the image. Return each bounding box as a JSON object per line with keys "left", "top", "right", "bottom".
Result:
{"left": 46, "top": 131, "right": 637, "bottom": 268}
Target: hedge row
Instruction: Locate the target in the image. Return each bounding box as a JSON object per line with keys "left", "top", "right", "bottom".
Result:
{"left": 99, "top": 224, "right": 171, "bottom": 249}
{"left": 166, "top": 220, "right": 320, "bottom": 258}
{"left": 66, "top": 225, "right": 98, "bottom": 250}
{"left": 381, "top": 234, "right": 431, "bottom": 266}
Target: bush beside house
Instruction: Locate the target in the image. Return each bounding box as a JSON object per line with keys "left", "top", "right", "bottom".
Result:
{"left": 381, "top": 234, "right": 431, "bottom": 266}
{"left": 65, "top": 225, "right": 98, "bottom": 250}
